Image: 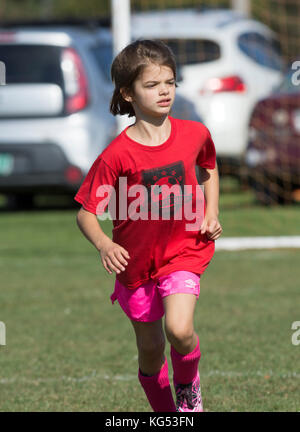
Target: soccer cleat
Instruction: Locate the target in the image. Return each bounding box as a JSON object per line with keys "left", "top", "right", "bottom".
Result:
{"left": 174, "top": 371, "right": 204, "bottom": 412}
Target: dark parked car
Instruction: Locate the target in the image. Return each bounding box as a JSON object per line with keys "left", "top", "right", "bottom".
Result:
{"left": 244, "top": 68, "right": 300, "bottom": 205}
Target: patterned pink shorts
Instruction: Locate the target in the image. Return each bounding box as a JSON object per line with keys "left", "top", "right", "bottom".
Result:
{"left": 110, "top": 271, "right": 201, "bottom": 322}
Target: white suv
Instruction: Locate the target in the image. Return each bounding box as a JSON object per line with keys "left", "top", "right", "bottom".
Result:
{"left": 0, "top": 24, "right": 203, "bottom": 208}
{"left": 131, "top": 8, "right": 285, "bottom": 176}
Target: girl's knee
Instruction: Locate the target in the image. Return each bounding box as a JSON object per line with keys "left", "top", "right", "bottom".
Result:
{"left": 131, "top": 318, "right": 165, "bottom": 360}
{"left": 165, "top": 321, "right": 194, "bottom": 348}
{"left": 136, "top": 332, "right": 166, "bottom": 358}
{"left": 136, "top": 335, "right": 165, "bottom": 359}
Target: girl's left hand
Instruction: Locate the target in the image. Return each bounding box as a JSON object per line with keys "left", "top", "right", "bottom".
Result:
{"left": 200, "top": 213, "right": 223, "bottom": 240}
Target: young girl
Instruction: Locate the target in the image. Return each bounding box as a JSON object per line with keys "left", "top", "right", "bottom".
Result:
{"left": 74, "top": 39, "right": 222, "bottom": 412}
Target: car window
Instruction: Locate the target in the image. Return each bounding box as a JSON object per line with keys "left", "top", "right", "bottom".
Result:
{"left": 238, "top": 32, "right": 283, "bottom": 71}
{"left": 90, "top": 42, "right": 112, "bottom": 82}
{"left": 89, "top": 38, "right": 220, "bottom": 80}
{"left": 160, "top": 38, "right": 221, "bottom": 66}
{"left": 0, "top": 44, "right": 65, "bottom": 87}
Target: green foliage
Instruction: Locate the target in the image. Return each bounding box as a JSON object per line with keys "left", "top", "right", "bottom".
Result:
{"left": 0, "top": 0, "right": 110, "bottom": 20}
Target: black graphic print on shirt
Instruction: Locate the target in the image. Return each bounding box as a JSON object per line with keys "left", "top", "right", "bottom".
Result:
{"left": 140, "top": 161, "right": 192, "bottom": 218}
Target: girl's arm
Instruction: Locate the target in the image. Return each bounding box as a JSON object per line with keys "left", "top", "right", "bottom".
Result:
{"left": 200, "top": 165, "right": 220, "bottom": 216}
{"left": 199, "top": 165, "right": 223, "bottom": 240}
{"left": 76, "top": 207, "right": 130, "bottom": 274}
{"left": 76, "top": 206, "right": 112, "bottom": 252}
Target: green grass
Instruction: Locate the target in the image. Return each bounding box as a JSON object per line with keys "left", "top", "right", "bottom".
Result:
{"left": 0, "top": 189, "right": 299, "bottom": 411}
{"left": 218, "top": 176, "right": 300, "bottom": 236}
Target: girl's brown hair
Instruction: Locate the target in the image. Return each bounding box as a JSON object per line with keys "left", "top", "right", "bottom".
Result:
{"left": 110, "top": 39, "right": 178, "bottom": 118}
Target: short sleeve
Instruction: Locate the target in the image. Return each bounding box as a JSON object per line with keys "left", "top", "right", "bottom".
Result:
{"left": 74, "top": 156, "right": 118, "bottom": 215}
{"left": 196, "top": 127, "right": 216, "bottom": 169}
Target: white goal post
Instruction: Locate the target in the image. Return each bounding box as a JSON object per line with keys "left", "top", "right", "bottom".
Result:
{"left": 111, "top": 0, "right": 132, "bottom": 133}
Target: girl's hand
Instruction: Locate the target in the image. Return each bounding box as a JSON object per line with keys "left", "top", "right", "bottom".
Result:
{"left": 99, "top": 239, "right": 130, "bottom": 275}
{"left": 200, "top": 213, "right": 223, "bottom": 241}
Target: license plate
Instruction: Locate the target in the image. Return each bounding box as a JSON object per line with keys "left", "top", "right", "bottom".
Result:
{"left": 0, "top": 153, "right": 14, "bottom": 176}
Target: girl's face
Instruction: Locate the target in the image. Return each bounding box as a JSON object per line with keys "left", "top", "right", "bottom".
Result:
{"left": 124, "top": 63, "right": 176, "bottom": 118}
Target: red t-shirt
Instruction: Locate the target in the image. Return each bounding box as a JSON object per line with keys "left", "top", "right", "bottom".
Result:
{"left": 74, "top": 115, "right": 217, "bottom": 289}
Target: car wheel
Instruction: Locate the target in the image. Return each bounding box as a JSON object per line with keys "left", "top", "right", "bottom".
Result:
{"left": 6, "top": 193, "right": 35, "bottom": 210}
{"left": 248, "top": 174, "right": 292, "bottom": 206}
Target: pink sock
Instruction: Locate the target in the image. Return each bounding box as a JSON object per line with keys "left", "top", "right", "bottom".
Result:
{"left": 138, "top": 357, "right": 176, "bottom": 412}
{"left": 171, "top": 335, "right": 201, "bottom": 384}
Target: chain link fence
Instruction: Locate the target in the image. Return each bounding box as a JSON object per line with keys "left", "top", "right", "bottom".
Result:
{"left": 128, "top": 0, "right": 300, "bottom": 205}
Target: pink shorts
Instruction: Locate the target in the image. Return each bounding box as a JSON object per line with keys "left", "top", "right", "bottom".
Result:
{"left": 110, "top": 271, "right": 201, "bottom": 322}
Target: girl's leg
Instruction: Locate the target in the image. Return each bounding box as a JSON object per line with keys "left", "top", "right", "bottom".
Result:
{"left": 163, "top": 293, "right": 198, "bottom": 357}
{"left": 130, "top": 318, "right": 176, "bottom": 412}
{"left": 163, "top": 293, "right": 203, "bottom": 411}
{"left": 130, "top": 318, "right": 165, "bottom": 375}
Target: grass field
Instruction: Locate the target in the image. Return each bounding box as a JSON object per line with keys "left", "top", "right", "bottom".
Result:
{"left": 0, "top": 185, "right": 300, "bottom": 412}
